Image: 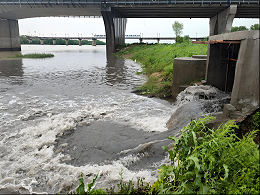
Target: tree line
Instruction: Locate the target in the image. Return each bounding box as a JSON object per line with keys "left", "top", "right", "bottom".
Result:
{"left": 231, "top": 23, "right": 259, "bottom": 32}
{"left": 20, "top": 36, "right": 106, "bottom": 45}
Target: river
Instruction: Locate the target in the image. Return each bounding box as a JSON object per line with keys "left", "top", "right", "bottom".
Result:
{"left": 0, "top": 45, "right": 231, "bottom": 194}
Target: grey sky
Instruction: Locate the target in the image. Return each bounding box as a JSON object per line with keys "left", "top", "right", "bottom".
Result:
{"left": 19, "top": 17, "right": 259, "bottom": 39}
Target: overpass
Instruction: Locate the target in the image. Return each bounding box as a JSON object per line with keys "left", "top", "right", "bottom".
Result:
{"left": 0, "top": 0, "right": 259, "bottom": 52}
{"left": 24, "top": 35, "right": 206, "bottom": 45}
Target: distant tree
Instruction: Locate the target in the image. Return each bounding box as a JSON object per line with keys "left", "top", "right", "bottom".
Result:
{"left": 68, "top": 40, "right": 79, "bottom": 45}
{"left": 250, "top": 24, "right": 259, "bottom": 30}
{"left": 43, "top": 39, "right": 53, "bottom": 45}
{"left": 172, "top": 21, "right": 184, "bottom": 37}
{"left": 20, "top": 36, "right": 29, "bottom": 44}
{"left": 56, "top": 39, "right": 66, "bottom": 45}
{"left": 81, "top": 40, "right": 92, "bottom": 45}
{"left": 183, "top": 35, "right": 190, "bottom": 43}
{"left": 231, "top": 25, "right": 249, "bottom": 32}
{"left": 175, "top": 36, "right": 183, "bottom": 43}
{"left": 96, "top": 40, "right": 106, "bottom": 45}
{"left": 31, "top": 39, "right": 41, "bottom": 44}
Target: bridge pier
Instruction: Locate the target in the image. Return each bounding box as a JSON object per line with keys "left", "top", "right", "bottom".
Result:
{"left": 40, "top": 39, "right": 44, "bottom": 45}
{"left": 209, "top": 5, "right": 237, "bottom": 36}
{"left": 101, "top": 6, "right": 127, "bottom": 53}
{"left": 53, "top": 39, "right": 56, "bottom": 45}
{"left": 79, "top": 39, "right": 82, "bottom": 46}
{"left": 65, "top": 39, "right": 69, "bottom": 46}
{"left": 0, "top": 19, "right": 21, "bottom": 51}
{"left": 92, "top": 38, "right": 96, "bottom": 46}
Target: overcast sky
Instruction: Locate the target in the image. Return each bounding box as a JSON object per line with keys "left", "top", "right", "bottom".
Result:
{"left": 18, "top": 17, "right": 259, "bottom": 41}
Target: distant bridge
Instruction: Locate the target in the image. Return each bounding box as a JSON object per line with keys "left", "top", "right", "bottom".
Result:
{"left": 24, "top": 35, "right": 206, "bottom": 46}
{"left": 0, "top": 0, "right": 259, "bottom": 52}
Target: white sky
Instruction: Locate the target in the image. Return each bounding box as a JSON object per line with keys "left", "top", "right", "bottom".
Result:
{"left": 18, "top": 17, "right": 259, "bottom": 40}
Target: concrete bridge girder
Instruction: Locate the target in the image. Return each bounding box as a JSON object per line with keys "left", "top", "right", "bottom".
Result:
{"left": 0, "top": 2, "right": 259, "bottom": 52}
{"left": 209, "top": 5, "right": 237, "bottom": 36}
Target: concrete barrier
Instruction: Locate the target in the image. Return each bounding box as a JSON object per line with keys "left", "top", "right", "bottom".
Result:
{"left": 172, "top": 55, "right": 207, "bottom": 99}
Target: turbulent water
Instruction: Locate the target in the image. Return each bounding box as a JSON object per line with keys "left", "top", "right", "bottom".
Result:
{"left": 0, "top": 45, "right": 230, "bottom": 194}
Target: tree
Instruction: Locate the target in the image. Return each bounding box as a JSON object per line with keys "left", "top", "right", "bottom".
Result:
{"left": 172, "top": 21, "right": 184, "bottom": 37}
{"left": 231, "top": 25, "right": 249, "bottom": 32}
{"left": 20, "top": 36, "right": 29, "bottom": 44}
{"left": 250, "top": 24, "right": 259, "bottom": 30}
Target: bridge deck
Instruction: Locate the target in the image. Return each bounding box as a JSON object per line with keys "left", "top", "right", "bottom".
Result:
{"left": 0, "top": 0, "right": 259, "bottom": 19}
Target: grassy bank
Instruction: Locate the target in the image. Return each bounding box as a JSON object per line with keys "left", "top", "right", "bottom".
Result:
{"left": 116, "top": 43, "right": 207, "bottom": 99}
{"left": 7, "top": 53, "right": 54, "bottom": 59}
{"left": 74, "top": 111, "right": 259, "bottom": 194}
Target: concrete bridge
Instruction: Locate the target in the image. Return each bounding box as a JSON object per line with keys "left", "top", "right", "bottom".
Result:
{"left": 0, "top": 0, "right": 259, "bottom": 52}
{"left": 24, "top": 35, "right": 206, "bottom": 46}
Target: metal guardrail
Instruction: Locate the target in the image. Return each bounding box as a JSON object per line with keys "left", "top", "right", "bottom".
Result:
{"left": 0, "top": 0, "right": 259, "bottom": 4}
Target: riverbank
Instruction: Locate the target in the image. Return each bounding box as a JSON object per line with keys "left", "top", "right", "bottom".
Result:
{"left": 116, "top": 43, "right": 207, "bottom": 99}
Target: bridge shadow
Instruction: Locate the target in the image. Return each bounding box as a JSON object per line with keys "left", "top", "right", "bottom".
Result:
{"left": 105, "top": 53, "right": 128, "bottom": 88}
{"left": 0, "top": 51, "right": 24, "bottom": 85}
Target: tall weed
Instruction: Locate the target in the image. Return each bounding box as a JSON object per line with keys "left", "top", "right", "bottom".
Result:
{"left": 152, "top": 116, "right": 259, "bottom": 194}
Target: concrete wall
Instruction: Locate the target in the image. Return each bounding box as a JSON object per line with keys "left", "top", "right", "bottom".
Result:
{"left": 206, "top": 30, "right": 259, "bottom": 114}
{"left": 172, "top": 55, "right": 207, "bottom": 99}
{"left": 0, "top": 19, "right": 21, "bottom": 51}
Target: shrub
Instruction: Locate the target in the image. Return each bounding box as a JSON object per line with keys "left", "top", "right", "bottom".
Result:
{"left": 151, "top": 116, "right": 259, "bottom": 194}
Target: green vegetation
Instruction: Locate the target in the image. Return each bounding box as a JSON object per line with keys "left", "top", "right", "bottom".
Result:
{"left": 116, "top": 42, "right": 207, "bottom": 98}
{"left": 152, "top": 116, "right": 259, "bottom": 194}
{"left": 172, "top": 21, "right": 184, "bottom": 37}
{"left": 250, "top": 23, "right": 259, "bottom": 30}
{"left": 7, "top": 53, "right": 54, "bottom": 59}
{"left": 19, "top": 36, "right": 106, "bottom": 45}
{"left": 231, "top": 23, "right": 259, "bottom": 32}
{"left": 74, "top": 115, "right": 259, "bottom": 194}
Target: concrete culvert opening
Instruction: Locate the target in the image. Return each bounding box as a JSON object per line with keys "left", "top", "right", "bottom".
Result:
{"left": 220, "top": 42, "right": 240, "bottom": 92}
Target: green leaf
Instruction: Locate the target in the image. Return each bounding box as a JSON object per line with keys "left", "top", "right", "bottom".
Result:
{"left": 198, "top": 184, "right": 209, "bottom": 194}
{"left": 187, "top": 155, "right": 200, "bottom": 170}
{"left": 223, "top": 164, "right": 229, "bottom": 180}
{"left": 87, "top": 172, "right": 99, "bottom": 193}
{"left": 76, "top": 173, "right": 85, "bottom": 194}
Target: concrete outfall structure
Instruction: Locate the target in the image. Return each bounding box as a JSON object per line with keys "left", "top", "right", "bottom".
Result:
{"left": 172, "top": 55, "right": 207, "bottom": 100}
{"left": 205, "top": 30, "right": 259, "bottom": 117}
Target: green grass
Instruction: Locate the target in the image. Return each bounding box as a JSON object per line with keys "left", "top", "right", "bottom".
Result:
{"left": 7, "top": 53, "right": 54, "bottom": 59}
{"left": 116, "top": 43, "right": 208, "bottom": 99}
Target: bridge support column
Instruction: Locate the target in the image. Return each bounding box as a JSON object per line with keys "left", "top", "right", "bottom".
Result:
{"left": 29, "top": 39, "right": 32, "bottom": 43}
{"left": 92, "top": 38, "right": 96, "bottom": 46}
{"left": 40, "top": 39, "right": 44, "bottom": 45}
{"left": 79, "top": 39, "right": 82, "bottom": 46}
{"left": 209, "top": 5, "right": 237, "bottom": 36}
{"left": 0, "top": 19, "right": 21, "bottom": 51}
{"left": 65, "top": 39, "right": 69, "bottom": 46}
{"left": 157, "top": 38, "right": 160, "bottom": 44}
{"left": 53, "top": 39, "right": 56, "bottom": 45}
{"left": 101, "top": 6, "right": 127, "bottom": 53}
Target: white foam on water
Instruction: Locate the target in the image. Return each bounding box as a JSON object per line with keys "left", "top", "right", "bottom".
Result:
{"left": 1, "top": 91, "right": 173, "bottom": 193}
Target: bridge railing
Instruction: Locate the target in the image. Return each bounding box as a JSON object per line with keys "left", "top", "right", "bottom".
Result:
{"left": 0, "top": 0, "right": 259, "bottom": 4}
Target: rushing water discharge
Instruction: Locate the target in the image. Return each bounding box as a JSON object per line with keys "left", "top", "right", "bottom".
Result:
{"left": 0, "top": 45, "right": 231, "bottom": 194}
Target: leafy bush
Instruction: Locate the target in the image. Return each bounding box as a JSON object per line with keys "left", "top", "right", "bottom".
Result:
{"left": 151, "top": 116, "right": 259, "bottom": 194}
